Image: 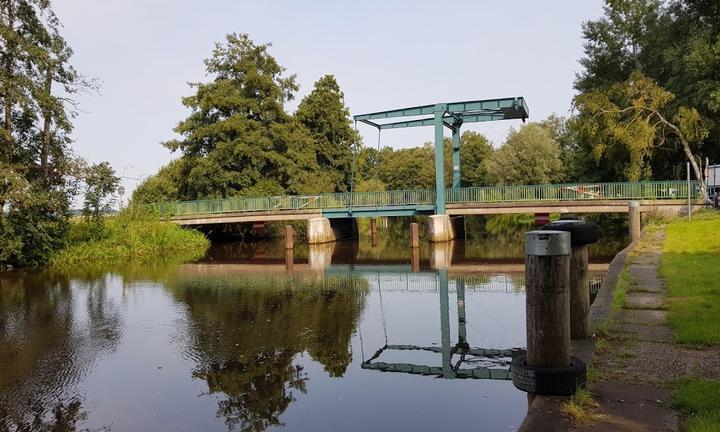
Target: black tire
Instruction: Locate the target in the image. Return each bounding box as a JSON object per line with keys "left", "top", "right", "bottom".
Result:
{"left": 510, "top": 354, "right": 587, "bottom": 396}
{"left": 541, "top": 220, "right": 599, "bottom": 246}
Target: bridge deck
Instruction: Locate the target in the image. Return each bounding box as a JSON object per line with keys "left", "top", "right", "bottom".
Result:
{"left": 156, "top": 180, "right": 701, "bottom": 225}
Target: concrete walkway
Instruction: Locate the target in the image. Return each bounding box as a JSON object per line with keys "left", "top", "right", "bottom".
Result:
{"left": 578, "top": 230, "right": 679, "bottom": 431}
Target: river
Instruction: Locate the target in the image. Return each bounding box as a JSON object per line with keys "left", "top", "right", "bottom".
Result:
{"left": 0, "top": 216, "right": 626, "bottom": 431}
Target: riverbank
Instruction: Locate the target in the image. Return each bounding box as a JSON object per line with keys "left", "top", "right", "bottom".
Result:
{"left": 50, "top": 207, "right": 210, "bottom": 269}
{"left": 521, "top": 211, "right": 720, "bottom": 431}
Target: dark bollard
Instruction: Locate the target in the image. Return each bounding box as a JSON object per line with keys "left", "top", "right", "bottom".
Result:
{"left": 410, "top": 223, "right": 420, "bottom": 248}
{"left": 510, "top": 230, "right": 587, "bottom": 396}
{"left": 525, "top": 230, "right": 572, "bottom": 368}
{"left": 542, "top": 220, "right": 599, "bottom": 339}
{"left": 284, "top": 225, "right": 294, "bottom": 250}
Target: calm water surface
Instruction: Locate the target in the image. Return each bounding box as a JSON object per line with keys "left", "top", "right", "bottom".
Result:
{"left": 0, "top": 219, "right": 623, "bottom": 432}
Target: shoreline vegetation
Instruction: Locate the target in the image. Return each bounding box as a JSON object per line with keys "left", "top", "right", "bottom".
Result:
{"left": 50, "top": 207, "right": 210, "bottom": 269}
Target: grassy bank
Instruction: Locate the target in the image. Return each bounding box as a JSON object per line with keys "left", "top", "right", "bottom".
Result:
{"left": 661, "top": 211, "right": 720, "bottom": 431}
{"left": 661, "top": 211, "right": 720, "bottom": 345}
{"left": 51, "top": 207, "right": 210, "bottom": 269}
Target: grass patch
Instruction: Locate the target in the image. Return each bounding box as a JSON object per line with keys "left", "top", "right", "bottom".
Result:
{"left": 673, "top": 379, "right": 720, "bottom": 432}
{"left": 561, "top": 389, "right": 605, "bottom": 423}
{"left": 51, "top": 206, "right": 210, "bottom": 269}
{"left": 612, "top": 268, "right": 630, "bottom": 311}
{"left": 661, "top": 212, "right": 720, "bottom": 345}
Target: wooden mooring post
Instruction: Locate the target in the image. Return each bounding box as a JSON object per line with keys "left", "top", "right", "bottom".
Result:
{"left": 525, "top": 230, "right": 571, "bottom": 368}
{"left": 542, "top": 220, "right": 599, "bottom": 339}
{"left": 410, "top": 223, "right": 420, "bottom": 248}
{"left": 284, "top": 225, "right": 294, "bottom": 250}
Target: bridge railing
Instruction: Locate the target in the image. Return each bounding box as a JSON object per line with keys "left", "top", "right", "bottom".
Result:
{"left": 446, "top": 180, "right": 701, "bottom": 204}
{"left": 153, "top": 180, "right": 701, "bottom": 217}
{"left": 154, "top": 188, "right": 437, "bottom": 217}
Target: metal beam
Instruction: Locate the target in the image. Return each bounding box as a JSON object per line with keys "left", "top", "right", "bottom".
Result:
{"left": 372, "top": 111, "right": 518, "bottom": 130}
{"left": 353, "top": 97, "right": 529, "bottom": 126}
{"left": 354, "top": 103, "right": 437, "bottom": 121}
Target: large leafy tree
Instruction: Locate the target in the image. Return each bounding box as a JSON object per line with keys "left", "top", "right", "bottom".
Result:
{"left": 295, "top": 75, "right": 359, "bottom": 192}
{"left": 576, "top": 71, "right": 707, "bottom": 190}
{"left": 458, "top": 131, "right": 493, "bottom": 187}
{"left": 484, "top": 123, "right": 564, "bottom": 185}
{"left": 161, "top": 34, "right": 338, "bottom": 200}
{"left": 575, "top": 0, "right": 720, "bottom": 181}
{"left": 0, "top": 0, "right": 94, "bottom": 267}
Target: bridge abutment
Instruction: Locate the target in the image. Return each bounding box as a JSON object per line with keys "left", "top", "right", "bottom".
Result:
{"left": 427, "top": 214, "right": 456, "bottom": 243}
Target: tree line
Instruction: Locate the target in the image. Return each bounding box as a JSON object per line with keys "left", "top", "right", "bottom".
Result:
{"left": 3, "top": 0, "right": 719, "bottom": 266}
{"left": 136, "top": 0, "right": 720, "bottom": 206}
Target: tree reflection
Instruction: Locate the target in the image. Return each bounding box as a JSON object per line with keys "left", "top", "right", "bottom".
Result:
{"left": 0, "top": 271, "right": 120, "bottom": 431}
{"left": 167, "top": 274, "right": 366, "bottom": 431}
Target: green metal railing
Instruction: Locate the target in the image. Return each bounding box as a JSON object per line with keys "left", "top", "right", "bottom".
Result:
{"left": 153, "top": 180, "right": 701, "bottom": 217}
{"left": 447, "top": 180, "right": 701, "bottom": 204}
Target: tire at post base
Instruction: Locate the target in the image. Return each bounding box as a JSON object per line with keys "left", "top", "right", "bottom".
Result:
{"left": 510, "top": 355, "right": 587, "bottom": 396}
{"left": 541, "top": 221, "right": 599, "bottom": 246}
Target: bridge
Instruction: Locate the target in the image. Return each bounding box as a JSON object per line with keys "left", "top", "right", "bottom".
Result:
{"left": 156, "top": 180, "right": 701, "bottom": 242}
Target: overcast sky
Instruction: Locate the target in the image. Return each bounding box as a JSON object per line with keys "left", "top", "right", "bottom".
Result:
{"left": 53, "top": 0, "right": 605, "bottom": 197}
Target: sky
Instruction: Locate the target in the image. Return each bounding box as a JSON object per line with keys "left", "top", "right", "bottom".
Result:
{"left": 52, "top": 0, "right": 606, "bottom": 199}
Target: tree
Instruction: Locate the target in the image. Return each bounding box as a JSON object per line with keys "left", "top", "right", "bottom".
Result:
{"left": 484, "top": 123, "right": 564, "bottom": 185}
{"left": 162, "top": 34, "right": 335, "bottom": 199}
{"left": 82, "top": 162, "right": 119, "bottom": 219}
{"left": 378, "top": 144, "right": 436, "bottom": 190}
{"left": 295, "top": 75, "right": 359, "bottom": 192}
{"left": 575, "top": 71, "right": 707, "bottom": 191}
{"left": 458, "top": 131, "right": 493, "bottom": 186}
{"left": 576, "top": 0, "right": 663, "bottom": 93}
{"left": 0, "top": 0, "right": 97, "bottom": 267}
{"left": 575, "top": 0, "right": 720, "bottom": 180}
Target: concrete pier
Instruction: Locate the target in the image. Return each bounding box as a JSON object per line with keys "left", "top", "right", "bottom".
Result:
{"left": 307, "top": 217, "right": 335, "bottom": 244}
{"left": 427, "top": 214, "right": 456, "bottom": 243}
{"left": 307, "top": 217, "right": 358, "bottom": 244}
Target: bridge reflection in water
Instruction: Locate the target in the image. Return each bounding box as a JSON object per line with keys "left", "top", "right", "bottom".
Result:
{"left": 351, "top": 269, "right": 603, "bottom": 380}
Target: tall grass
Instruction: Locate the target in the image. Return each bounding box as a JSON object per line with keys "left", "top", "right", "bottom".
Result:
{"left": 51, "top": 206, "right": 209, "bottom": 269}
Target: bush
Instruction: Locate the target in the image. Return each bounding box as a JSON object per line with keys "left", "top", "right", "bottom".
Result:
{"left": 50, "top": 206, "right": 209, "bottom": 269}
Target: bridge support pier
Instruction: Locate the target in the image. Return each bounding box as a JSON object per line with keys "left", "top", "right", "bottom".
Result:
{"left": 307, "top": 217, "right": 358, "bottom": 244}
{"left": 427, "top": 214, "right": 456, "bottom": 243}
{"left": 308, "top": 217, "right": 335, "bottom": 244}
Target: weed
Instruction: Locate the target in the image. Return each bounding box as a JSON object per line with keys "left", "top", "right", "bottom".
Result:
{"left": 561, "top": 389, "right": 605, "bottom": 423}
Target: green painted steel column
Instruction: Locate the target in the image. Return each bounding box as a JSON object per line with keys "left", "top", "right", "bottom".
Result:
{"left": 434, "top": 104, "right": 447, "bottom": 214}
{"left": 452, "top": 124, "right": 461, "bottom": 188}
{"left": 438, "top": 269, "right": 453, "bottom": 378}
